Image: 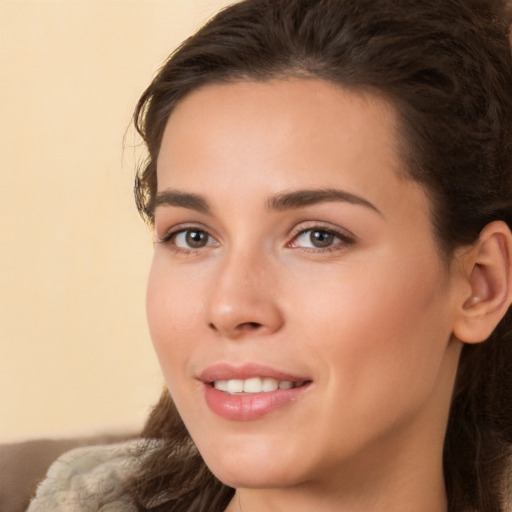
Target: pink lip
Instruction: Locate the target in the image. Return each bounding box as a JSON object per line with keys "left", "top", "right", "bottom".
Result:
{"left": 198, "top": 363, "right": 312, "bottom": 421}
{"left": 198, "top": 363, "right": 309, "bottom": 383}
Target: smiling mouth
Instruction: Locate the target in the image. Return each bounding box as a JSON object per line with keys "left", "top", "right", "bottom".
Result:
{"left": 202, "top": 366, "right": 312, "bottom": 420}
{"left": 212, "top": 377, "right": 307, "bottom": 395}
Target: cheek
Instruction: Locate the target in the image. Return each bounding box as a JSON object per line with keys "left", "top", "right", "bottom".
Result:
{"left": 145, "top": 256, "right": 205, "bottom": 377}
{"left": 297, "top": 254, "right": 453, "bottom": 409}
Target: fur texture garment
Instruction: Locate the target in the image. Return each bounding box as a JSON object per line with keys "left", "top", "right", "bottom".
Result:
{"left": 26, "top": 440, "right": 144, "bottom": 512}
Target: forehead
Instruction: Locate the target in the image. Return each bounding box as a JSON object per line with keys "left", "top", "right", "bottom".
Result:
{"left": 158, "top": 79, "right": 404, "bottom": 185}
{"left": 156, "top": 79, "right": 424, "bottom": 213}
{"left": 160, "top": 79, "right": 399, "bottom": 152}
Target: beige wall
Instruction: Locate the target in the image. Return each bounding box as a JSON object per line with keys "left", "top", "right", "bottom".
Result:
{"left": 0, "top": 0, "right": 234, "bottom": 442}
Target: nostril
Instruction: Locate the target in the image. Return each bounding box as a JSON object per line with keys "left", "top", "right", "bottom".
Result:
{"left": 240, "top": 321, "right": 263, "bottom": 330}
{"left": 209, "top": 320, "right": 262, "bottom": 333}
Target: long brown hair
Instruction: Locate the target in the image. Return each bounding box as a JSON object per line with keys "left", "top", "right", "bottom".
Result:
{"left": 128, "top": 1, "right": 512, "bottom": 510}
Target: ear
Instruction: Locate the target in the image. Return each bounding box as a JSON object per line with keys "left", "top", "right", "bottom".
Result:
{"left": 453, "top": 221, "right": 512, "bottom": 344}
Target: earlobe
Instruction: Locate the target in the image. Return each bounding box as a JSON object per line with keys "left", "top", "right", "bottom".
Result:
{"left": 453, "top": 221, "right": 512, "bottom": 344}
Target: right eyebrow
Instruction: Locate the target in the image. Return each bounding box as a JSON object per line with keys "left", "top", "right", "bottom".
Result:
{"left": 267, "top": 188, "right": 382, "bottom": 216}
{"left": 153, "top": 190, "right": 210, "bottom": 214}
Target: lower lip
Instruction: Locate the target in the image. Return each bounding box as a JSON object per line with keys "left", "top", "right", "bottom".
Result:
{"left": 204, "top": 384, "right": 310, "bottom": 421}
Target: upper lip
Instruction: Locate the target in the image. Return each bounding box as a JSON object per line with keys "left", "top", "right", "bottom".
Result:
{"left": 198, "top": 363, "right": 310, "bottom": 383}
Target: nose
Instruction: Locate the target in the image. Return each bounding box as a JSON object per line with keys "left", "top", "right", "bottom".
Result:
{"left": 206, "top": 250, "right": 284, "bottom": 339}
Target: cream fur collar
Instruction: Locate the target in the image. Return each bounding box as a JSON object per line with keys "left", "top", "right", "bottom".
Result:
{"left": 26, "top": 440, "right": 144, "bottom": 512}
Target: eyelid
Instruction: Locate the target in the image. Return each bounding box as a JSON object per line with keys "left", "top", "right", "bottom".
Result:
{"left": 156, "top": 223, "right": 218, "bottom": 247}
{"left": 290, "top": 220, "right": 356, "bottom": 238}
{"left": 288, "top": 222, "right": 356, "bottom": 250}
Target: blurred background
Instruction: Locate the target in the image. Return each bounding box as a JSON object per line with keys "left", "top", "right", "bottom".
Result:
{"left": 0, "top": 0, "right": 233, "bottom": 442}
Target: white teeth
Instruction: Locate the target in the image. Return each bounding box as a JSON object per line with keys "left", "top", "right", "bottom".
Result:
{"left": 243, "top": 377, "right": 263, "bottom": 393}
{"left": 213, "top": 377, "right": 299, "bottom": 394}
{"left": 214, "top": 380, "right": 228, "bottom": 392}
{"left": 262, "top": 377, "right": 279, "bottom": 392}
{"left": 226, "top": 379, "right": 244, "bottom": 394}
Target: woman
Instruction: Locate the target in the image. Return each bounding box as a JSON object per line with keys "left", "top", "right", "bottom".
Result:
{"left": 27, "top": 0, "right": 512, "bottom": 511}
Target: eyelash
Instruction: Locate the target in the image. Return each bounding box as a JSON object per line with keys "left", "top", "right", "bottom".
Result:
{"left": 157, "top": 224, "right": 355, "bottom": 254}
{"left": 289, "top": 225, "right": 356, "bottom": 253}
{"left": 157, "top": 225, "right": 217, "bottom": 254}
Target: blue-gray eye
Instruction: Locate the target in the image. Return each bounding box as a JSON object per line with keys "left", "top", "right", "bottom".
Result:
{"left": 295, "top": 229, "right": 339, "bottom": 248}
{"left": 309, "top": 230, "right": 335, "bottom": 247}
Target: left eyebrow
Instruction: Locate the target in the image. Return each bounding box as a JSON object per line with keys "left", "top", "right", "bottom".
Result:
{"left": 153, "top": 190, "right": 210, "bottom": 214}
{"left": 266, "top": 188, "right": 382, "bottom": 216}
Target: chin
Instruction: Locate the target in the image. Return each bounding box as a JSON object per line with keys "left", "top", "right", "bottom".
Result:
{"left": 198, "top": 441, "right": 307, "bottom": 489}
{"left": 208, "top": 461, "right": 302, "bottom": 490}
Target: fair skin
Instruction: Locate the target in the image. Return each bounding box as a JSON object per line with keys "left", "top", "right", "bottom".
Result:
{"left": 146, "top": 79, "right": 512, "bottom": 512}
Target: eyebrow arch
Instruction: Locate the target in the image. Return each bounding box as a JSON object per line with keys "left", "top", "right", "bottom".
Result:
{"left": 154, "top": 187, "right": 381, "bottom": 217}
{"left": 267, "top": 188, "right": 382, "bottom": 215}
{"left": 154, "top": 190, "right": 210, "bottom": 214}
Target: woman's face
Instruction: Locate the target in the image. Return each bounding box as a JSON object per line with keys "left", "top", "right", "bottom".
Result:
{"left": 147, "top": 79, "right": 465, "bottom": 490}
